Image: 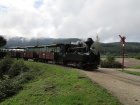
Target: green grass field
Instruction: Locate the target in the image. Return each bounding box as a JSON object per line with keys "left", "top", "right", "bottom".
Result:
{"left": 0, "top": 61, "right": 121, "bottom": 105}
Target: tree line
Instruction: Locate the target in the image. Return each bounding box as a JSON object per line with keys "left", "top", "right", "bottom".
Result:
{"left": 100, "top": 42, "right": 140, "bottom": 56}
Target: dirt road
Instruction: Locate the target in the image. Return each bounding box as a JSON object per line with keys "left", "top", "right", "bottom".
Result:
{"left": 79, "top": 68, "right": 140, "bottom": 105}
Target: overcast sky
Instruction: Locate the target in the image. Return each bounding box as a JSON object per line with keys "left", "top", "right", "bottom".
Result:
{"left": 0, "top": 0, "right": 140, "bottom": 42}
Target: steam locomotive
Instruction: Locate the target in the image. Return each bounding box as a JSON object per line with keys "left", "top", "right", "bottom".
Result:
{"left": 0, "top": 38, "right": 100, "bottom": 70}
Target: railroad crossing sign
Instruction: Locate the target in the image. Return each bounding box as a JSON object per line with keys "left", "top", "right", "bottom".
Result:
{"left": 119, "top": 35, "right": 126, "bottom": 70}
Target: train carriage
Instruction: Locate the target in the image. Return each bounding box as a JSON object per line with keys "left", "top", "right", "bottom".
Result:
{"left": 23, "top": 46, "right": 42, "bottom": 61}
{"left": 8, "top": 47, "right": 25, "bottom": 59}
{"left": 38, "top": 44, "right": 63, "bottom": 63}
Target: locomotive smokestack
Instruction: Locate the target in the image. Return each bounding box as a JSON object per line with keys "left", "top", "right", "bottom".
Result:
{"left": 85, "top": 38, "right": 94, "bottom": 52}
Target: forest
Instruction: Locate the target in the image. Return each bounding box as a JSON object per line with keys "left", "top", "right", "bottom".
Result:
{"left": 100, "top": 42, "right": 140, "bottom": 56}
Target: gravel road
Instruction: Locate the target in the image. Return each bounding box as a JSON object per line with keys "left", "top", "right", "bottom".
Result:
{"left": 79, "top": 68, "right": 140, "bottom": 105}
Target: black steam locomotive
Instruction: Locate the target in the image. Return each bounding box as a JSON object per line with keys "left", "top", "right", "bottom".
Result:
{"left": 0, "top": 38, "right": 100, "bottom": 70}
{"left": 62, "top": 38, "right": 100, "bottom": 69}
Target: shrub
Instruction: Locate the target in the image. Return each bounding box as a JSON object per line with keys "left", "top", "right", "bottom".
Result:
{"left": 106, "top": 52, "right": 115, "bottom": 63}
{"left": 0, "top": 71, "right": 33, "bottom": 102}
{"left": 0, "top": 59, "right": 33, "bottom": 102}
{"left": 100, "top": 60, "right": 122, "bottom": 68}
{"left": 0, "top": 75, "right": 22, "bottom": 102}
{"left": 100, "top": 53, "right": 122, "bottom": 68}
{"left": 0, "top": 56, "right": 14, "bottom": 78}
{"left": 15, "top": 72, "right": 34, "bottom": 84}
{"left": 8, "top": 60, "right": 29, "bottom": 78}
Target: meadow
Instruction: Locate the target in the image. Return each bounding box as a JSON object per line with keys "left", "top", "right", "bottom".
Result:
{"left": 1, "top": 61, "right": 121, "bottom": 105}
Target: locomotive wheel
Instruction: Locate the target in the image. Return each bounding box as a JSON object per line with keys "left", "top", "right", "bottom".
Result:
{"left": 77, "top": 62, "right": 84, "bottom": 69}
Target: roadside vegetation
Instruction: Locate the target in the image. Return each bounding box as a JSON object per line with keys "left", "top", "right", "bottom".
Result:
{"left": 0, "top": 59, "right": 121, "bottom": 105}
{"left": 100, "top": 53, "right": 122, "bottom": 68}
{"left": 0, "top": 56, "right": 34, "bottom": 102}
{"left": 119, "top": 70, "right": 140, "bottom": 76}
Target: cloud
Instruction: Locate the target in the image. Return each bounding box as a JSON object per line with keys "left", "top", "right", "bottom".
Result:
{"left": 0, "top": 0, "right": 140, "bottom": 42}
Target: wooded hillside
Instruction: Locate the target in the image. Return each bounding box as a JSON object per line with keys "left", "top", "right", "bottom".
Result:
{"left": 100, "top": 42, "right": 140, "bottom": 56}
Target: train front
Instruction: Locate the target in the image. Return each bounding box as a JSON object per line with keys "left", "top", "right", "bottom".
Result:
{"left": 62, "top": 38, "right": 100, "bottom": 70}
{"left": 82, "top": 38, "right": 100, "bottom": 70}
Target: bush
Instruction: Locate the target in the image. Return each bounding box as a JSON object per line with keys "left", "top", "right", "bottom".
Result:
{"left": 100, "top": 60, "right": 122, "bottom": 68}
{"left": 0, "top": 57, "right": 29, "bottom": 78}
{"left": 15, "top": 72, "right": 34, "bottom": 84}
{"left": 100, "top": 53, "right": 122, "bottom": 68}
{"left": 0, "top": 75, "right": 22, "bottom": 102}
{"left": 0, "top": 56, "right": 14, "bottom": 78}
{"left": 0, "top": 72, "right": 34, "bottom": 102}
{"left": 0, "top": 58, "right": 33, "bottom": 102}
{"left": 8, "top": 60, "right": 29, "bottom": 78}
{"left": 106, "top": 54, "right": 115, "bottom": 63}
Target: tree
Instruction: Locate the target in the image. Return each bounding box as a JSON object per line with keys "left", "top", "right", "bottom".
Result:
{"left": 106, "top": 52, "right": 115, "bottom": 63}
{"left": 0, "top": 36, "right": 7, "bottom": 47}
{"left": 94, "top": 34, "right": 100, "bottom": 54}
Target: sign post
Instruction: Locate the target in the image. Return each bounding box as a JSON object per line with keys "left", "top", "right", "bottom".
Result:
{"left": 119, "top": 35, "right": 126, "bottom": 70}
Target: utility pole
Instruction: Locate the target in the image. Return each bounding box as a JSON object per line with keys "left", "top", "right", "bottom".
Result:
{"left": 119, "top": 35, "right": 126, "bottom": 70}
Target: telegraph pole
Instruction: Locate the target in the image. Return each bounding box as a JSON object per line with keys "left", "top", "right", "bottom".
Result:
{"left": 119, "top": 35, "right": 126, "bottom": 70}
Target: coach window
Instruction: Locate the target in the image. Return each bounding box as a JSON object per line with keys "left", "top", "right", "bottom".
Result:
{"left": 56, "top": 47, "right": 60, "bottom": 53}
{"left": 53, "top": 47, "right": 59, "bottom": 52}
{"left": 44, "top": 47, "right": 47, "bottom": 52}
{"left": 30, "top": 48, "right": 33, "bottom": 52}
{"left": 45, "top": 47, "right": 48, "bottom": 52}
{"left": 40, "top": 47, "right": 43, "bottom": 52}
{"left": 48, "top": 47, "right": 52, "bottom": 52}
{"left": 40, "top": 47, "right": 44, "bottom": 52}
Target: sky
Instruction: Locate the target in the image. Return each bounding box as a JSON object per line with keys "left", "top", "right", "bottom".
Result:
{"left": 0, "top": 0, "right": 140, "bottom": 43}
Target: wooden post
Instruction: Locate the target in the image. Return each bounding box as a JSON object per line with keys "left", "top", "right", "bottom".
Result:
{"left": 119, "top": 35, "right": 126, "bottom": 70}
{"left": 122, "top": 44, "right": 124, "bottom": 70}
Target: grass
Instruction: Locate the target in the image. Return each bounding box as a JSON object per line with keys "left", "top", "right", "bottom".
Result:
{"left": 0, "top": 61, "right": 121, "bottom": 105}
{"left": 119, "top": 70, "right": 140, "bottom": 76}
{"left": 131, "top": 65, "right": 140, "bottom": 69}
